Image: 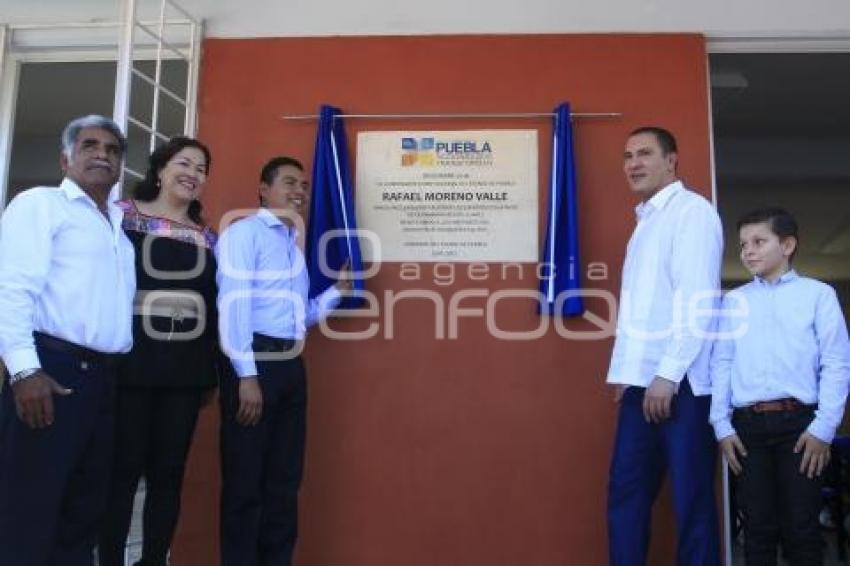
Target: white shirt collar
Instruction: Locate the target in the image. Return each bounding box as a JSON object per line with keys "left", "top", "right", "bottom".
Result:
{"left": 59, "top": 177, "right": 124, "bottom": 225}
{"left": 256, "top": 206, "right": 282, "bottom": 227}
{"left": 59, "top": 177, "right": 94, "bottom": 203}
{"left": 755, "top": 268, "right": 798, "bottom": 286}
{"left": 635, "top": 180, "right": 683, "bottom": 220}
{"left": 256, "top": 207, "right": 298, "bottom": 237}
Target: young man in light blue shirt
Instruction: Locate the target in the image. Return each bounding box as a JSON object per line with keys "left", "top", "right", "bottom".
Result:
{"left": 710, "top": 207, "right": 850, "bottom": 565}
{"left": 217, "top": 156, "right": 347, "bottom": 566}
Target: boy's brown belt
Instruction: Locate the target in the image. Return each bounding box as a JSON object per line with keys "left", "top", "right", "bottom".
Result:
{"left": 740, "top": 398, "right": 811, "bottom": 414}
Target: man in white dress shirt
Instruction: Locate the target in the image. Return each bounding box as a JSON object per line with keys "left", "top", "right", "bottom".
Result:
{"left": 0, "top": 115, "right": 135, "bottom": 566}
{"left": 217, "top": 156, "right": 347, "bottom": 566}
{"left": 606, "top": 127, "right": 722, "bottom": 566}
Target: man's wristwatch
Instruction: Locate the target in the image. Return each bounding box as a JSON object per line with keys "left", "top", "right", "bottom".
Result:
{"left": 9, "top": 368, "right": 39, "bottom": 385}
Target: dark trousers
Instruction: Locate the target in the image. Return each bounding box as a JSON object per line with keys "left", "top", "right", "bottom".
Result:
{"left": 608, "top": 379, "right": 720, "bottom": 566}
{"left": 98, "top": 386, "right": 204, "bottom": 566}
{"left": 220, "top": 340, "right": 307, "bottom": 566}
{"left": 733, "top": 406, "right": 823, "bottom": 566}
{"left": 0, "top": 342, "right": 116, "bottom": 566}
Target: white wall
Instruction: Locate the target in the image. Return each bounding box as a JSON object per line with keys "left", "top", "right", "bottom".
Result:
{"left": 2, "top": 0, "right": 849, "bottom": 39}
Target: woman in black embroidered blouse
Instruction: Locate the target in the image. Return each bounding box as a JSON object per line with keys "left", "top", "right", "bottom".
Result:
{"left": 98, "top": 137, "right": 218, "bottom": 566}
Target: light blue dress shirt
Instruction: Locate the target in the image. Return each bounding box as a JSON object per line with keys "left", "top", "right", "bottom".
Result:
{"left": 606, "top": 181, "right": 724, "bottom": 395}
{"left": 216, "top": 208, "right": 340, "bottom": 377}
{"left": 709, "top": 270, "right": 850, "bottom": 443}
{"left": 0, "top": 179, "right": 136, "bottom": 375}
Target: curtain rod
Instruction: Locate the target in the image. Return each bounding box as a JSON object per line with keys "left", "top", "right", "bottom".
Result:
{"left": 282, "top": 111, "right": 621, "bottom": 120}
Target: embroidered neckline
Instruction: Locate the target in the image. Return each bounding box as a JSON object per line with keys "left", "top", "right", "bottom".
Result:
{"left": 118, "top": 199, "right": 216, "bottom": 249}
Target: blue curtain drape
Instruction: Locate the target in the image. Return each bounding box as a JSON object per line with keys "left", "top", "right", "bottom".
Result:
{"left": 538, "top": 102, "right": 584, "bottom": 316}
{"left": 305, "top": 104, "right": 365, "bottom": 308}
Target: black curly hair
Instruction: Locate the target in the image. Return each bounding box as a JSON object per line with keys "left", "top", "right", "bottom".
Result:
{"left": 134, "top": 136, "right": 212, "bottom": 225}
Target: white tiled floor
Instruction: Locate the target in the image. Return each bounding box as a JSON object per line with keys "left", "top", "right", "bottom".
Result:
{"left": 94, "top": 482, "right": 145, "bottom": 566}
{"left": 124, "top": 481, "right": 145, "bottom": 564}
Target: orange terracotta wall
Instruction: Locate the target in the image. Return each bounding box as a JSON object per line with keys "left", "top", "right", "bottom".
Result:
{"left": 175, "top": 34, "right": 713, "bottom": 566}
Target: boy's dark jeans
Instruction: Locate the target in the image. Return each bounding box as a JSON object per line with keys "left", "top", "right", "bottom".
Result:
{"left": 732, "top": 405, "right": 823, "bottom": 566}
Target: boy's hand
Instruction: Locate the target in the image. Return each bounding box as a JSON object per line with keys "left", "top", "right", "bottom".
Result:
{"left": 794, "top": 431, "right": 831, "bottom": 479}
{"left": 237, "top": 377, "right": 263, "bottom": 426}
{"left": 643, "top": 376, "right": 675, "bottom": 423}
{"left": 719, "top": 434, "right": 747, "bottom": 475}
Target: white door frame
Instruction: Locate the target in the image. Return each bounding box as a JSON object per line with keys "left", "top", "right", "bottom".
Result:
{"left": 0, "top": 27, "right": 124, "bottom": 207}
{"left": 115, "top": 0, "right": 203, "bottom": 186}
{"left": 708, "top": 33, "right": 850, "bottom": 54}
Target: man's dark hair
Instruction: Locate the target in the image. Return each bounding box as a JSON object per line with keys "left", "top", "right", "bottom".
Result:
{"left": 258, "top": 156, "right": 304, "bottom": 206}
{"left": 629, "top": 126, "right": 678, "bottom": 156}
{"left": 260, "top": 156, "right": 303, "bottom": 185}
{"left": 737, "top": 206, "right": 799, "bottom": 260}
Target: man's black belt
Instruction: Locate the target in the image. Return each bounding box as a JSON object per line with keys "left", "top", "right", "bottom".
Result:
{"left": 34, "top": 332, "right": 125, "bottom": 369}
{"left": 251, "top": 333, "right": 298, "bottom": 353}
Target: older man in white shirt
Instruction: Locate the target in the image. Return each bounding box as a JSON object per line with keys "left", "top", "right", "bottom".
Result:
{"left": 0, "top": 115, "right": 135, "bottom": 566}
{"left": 606, "top": 127, "right": 723, "bottom": 566}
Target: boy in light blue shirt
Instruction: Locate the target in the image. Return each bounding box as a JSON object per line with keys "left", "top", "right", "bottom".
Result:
{"left": 710, "top": 207, "right": 850, "bottom": 565}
